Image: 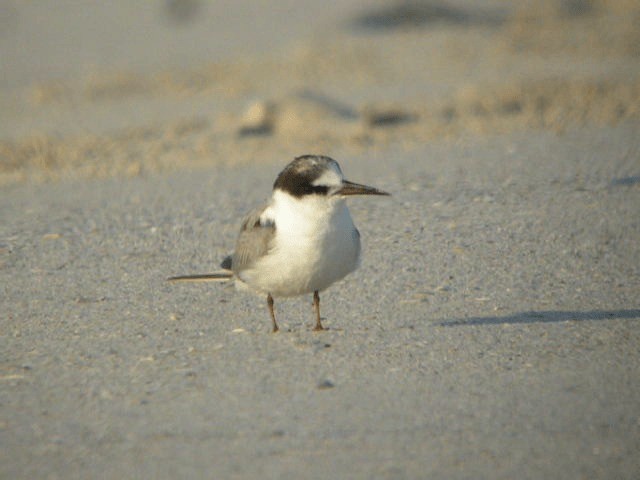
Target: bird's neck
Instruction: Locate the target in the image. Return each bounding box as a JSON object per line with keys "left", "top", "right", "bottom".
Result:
{"left": 269, "top": 189, "right": 347, "bottom": 234}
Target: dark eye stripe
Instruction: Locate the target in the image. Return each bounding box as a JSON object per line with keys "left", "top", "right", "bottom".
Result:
{"left": 311, "top": 185, "right": 329, "bottom": 195}
{"left": 301, "top": 184, "right": 329, "bottom": 195}
{"left": 273, "top": 156, "right": 338, "bottom": 197}
{"left": 277, "top": 180, "right": 330, "bottom": 197}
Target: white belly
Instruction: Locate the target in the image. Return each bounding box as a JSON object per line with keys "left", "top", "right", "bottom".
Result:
{"left": 238, "top": 202, "right": 361, "bottom": 297}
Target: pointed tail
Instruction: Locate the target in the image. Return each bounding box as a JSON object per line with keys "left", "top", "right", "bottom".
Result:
{"left": 167, "top": 271, "right": 232, "bottom": 282}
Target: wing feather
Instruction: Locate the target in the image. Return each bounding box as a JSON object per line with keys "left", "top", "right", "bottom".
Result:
{"left": 229, "top": 206, "right": 275, "bottom": 274}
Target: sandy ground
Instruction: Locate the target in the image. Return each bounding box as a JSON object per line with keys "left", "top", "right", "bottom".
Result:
{"left": 1, "top": 1, "right": 640, "bottom": 478}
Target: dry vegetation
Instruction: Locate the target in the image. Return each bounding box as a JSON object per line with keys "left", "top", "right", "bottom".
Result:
{"left": 1, "top": 0, "right": 638, "bottom": 184}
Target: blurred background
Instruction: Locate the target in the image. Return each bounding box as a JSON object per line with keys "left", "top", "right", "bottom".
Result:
{"left": 0, "top": 0, "right": 638, "bottom": 182}
{"left": 1, "top": 5, "right": 639, "bottom": 478}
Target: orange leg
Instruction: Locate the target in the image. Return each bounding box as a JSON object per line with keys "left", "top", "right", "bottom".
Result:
{"left": 313, "top": 290, "right": 325, "bottom": 331}
{"left": 267, "top": 293, "right": 279, "bottom": 332}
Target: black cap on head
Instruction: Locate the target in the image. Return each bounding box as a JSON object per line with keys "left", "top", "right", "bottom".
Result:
{"left": 273, "top": 155, "right": 341, "bottom": 198}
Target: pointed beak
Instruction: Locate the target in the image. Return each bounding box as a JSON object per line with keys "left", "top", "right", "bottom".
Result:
{"left": 337, "top": 180, "right": 390, "bottom": 197}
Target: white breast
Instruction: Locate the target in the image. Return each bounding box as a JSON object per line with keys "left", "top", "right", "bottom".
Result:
{"left": 239, "top": 190, "right": 361, "bottom": 297}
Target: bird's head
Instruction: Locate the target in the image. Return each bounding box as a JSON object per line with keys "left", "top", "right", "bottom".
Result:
{"left": 273, "top": 155, "right": 390, "bottom": 201}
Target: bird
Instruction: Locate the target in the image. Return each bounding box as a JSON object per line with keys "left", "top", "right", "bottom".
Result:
{"left": 168, "top": 155, "right": 390, "bottom": 332}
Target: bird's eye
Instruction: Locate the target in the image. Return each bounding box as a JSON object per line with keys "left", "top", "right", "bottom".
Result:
{"left": 302, "top": 184, "right": 328, "bottom": 195}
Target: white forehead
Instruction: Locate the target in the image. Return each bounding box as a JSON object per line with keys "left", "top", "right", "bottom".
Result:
{"left": 311, "top": 161, "right": 343, "bottom": 187}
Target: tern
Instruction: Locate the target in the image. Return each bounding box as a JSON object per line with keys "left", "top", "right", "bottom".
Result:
{"left": 169, "top": 155, "right": 389, "bottom": 332}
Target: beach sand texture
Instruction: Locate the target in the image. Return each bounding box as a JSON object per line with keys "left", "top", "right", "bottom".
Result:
{"left": 1, "top": 1, "right": 639, "bottom": 478}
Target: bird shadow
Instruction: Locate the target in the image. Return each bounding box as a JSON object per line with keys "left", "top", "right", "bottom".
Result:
{"left": 439, "top": 309, "right": 640, "bottom": 327}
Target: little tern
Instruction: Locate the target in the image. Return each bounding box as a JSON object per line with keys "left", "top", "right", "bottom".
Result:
{"left": 169, "top": 155, "right": 389, "bottom": 332}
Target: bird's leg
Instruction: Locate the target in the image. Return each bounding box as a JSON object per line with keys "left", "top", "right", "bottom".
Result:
{"left": 313, "top": 290, "right": 325, "bottom": 331}
{"left": 267, "top": 293, "right": 279, "bottom": 332}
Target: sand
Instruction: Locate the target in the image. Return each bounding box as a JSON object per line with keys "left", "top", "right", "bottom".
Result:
{"left": 1, "top": 1, "right": 639, "bottom": 478}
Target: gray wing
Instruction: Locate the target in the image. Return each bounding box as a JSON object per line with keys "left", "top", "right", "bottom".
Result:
{"left": 228, "top": 205, "right": 276, "bottom": 274}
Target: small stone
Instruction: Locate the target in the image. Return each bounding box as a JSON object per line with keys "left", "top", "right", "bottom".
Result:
{"left": 238, "top": 100, "right": 275, "bottom": 136}
{"left": 317, "top": 379, "right": 335, "bottom": 389}
{"left": 362, "top": 105, "right": 416, "bottom": 127}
